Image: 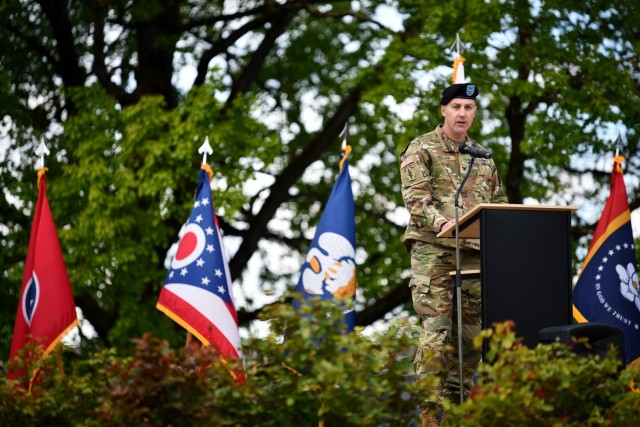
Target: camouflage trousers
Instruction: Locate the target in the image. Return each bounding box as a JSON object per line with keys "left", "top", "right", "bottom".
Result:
{"left": 409, "top": 240, "right": 482, "bottom": 405}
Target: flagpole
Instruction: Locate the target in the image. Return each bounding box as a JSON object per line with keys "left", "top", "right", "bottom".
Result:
{"left": 339, "top": 123, "right": 351, "bottom": 173}
{"left": 293, "top": 120, "right": 357, "bottom": 333}
{"left": 572, "top": 135, "right": 640, "bottom": 366}
{"left": 449, "top": 33, "right": 470, "bottom": 403}
{"left": 36, "top": 140, "right": 50, "bottom": 169}
{"left": 8, "top": 139, "right": 79, "bottom": 388}
{"left": 451, "top": 33, "right": 465, "bottom": 57}
{"left": 451, "top": 33, "right": 467, "bottom": 84}
{"left": 181, "top": 137, "right": 216, "bottom": 349}
{"left": 340, "top": 123, "right": 348, "bottom": 150}
{"left": 198, "top": 136, "right": 213, "bottom": 166}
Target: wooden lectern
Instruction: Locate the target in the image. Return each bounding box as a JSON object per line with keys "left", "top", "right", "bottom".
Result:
{"left": 439, "top": 204, "right": 578, "bottom": 350}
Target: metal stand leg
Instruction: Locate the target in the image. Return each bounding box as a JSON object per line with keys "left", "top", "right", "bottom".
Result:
{"left": 453, "top": 156, "right": 475, "bottom": 404}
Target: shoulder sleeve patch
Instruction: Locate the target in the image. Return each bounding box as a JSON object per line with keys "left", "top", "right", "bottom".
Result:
{"left": 401, "top": 156, "right": 414, "bottom": 169}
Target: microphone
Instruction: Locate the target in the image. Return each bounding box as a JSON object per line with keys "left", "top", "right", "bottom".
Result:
{"left": 459, "top": 144, "right": 491, "bottom": 159}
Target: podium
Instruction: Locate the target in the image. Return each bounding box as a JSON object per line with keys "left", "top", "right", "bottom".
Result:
{"left": 439, "top": 204, "right": 577, "bottom": 350}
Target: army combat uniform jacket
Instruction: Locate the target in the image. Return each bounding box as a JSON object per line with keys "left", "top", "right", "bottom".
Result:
{"left": 400, "top": 125, "right": 508, "bottom": 250}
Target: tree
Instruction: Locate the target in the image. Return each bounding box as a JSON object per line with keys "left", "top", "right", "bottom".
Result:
{"left": 1, "top": 0, "right": 639, "bottom": 354}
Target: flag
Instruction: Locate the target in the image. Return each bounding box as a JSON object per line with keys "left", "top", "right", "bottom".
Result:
{"left": 573, "top": 155, "right": 640, "bottom": 365}
{"left": 157, "top": 165, "right": 244, "bottom": 370}
{"left": 8, "top": 168, "right": 78, "bottom": 383}
{"left": 294, "top": 144, "right": 356, "bottom": 332}
{"left": 450, "top": 33, "right": 466, "bottom": 84}
{"left": 452, "top": 54, "right": 465, "bottom": 84}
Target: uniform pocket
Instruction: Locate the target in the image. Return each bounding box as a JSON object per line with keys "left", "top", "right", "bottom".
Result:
{"left": 410, "top": 275, "right": 432, "bottom": 316}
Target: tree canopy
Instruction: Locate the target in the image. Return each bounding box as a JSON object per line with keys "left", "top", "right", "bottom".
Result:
{"left": 1, "top": 0, "right": 639, "bottom": 355}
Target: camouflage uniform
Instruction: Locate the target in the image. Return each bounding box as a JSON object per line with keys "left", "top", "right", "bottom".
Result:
{"left": 399, "top": 124, "right": 508, "bottom": 405}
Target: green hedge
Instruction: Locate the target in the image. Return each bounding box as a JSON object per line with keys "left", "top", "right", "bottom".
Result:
{"left": 1, "top": 300, "right": 426, "bottom": 426}
{"left": 446, "top": 321, "right": 640, "bottom": 426}
{"left": 2, "top": 302, "right": 639, "bottom": 426}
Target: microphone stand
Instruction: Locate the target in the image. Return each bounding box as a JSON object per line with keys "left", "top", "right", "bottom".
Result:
{"left": 453, "top": 155, "right": 476, "bottom": 404}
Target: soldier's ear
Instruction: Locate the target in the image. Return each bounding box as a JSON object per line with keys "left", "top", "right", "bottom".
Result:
{"left": 441, "top": 105, "right": 446, "bottom": 116}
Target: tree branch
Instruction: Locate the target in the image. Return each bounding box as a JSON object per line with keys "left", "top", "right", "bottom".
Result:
{"left": 36, "top": 0, "right": 86, "bottom": 88}
{"left": 89, "top": 0, "right": 134, "bottom": 105}
{"left": 304, "top": 4, "right": 388, "bottom": 30}
{"left": 228, "top": 86, "right": 363, "bottom": 281}
{"left": 356, "top": 280, "right": 411, "bottom": 327}
{"left": 192, "top": 16, "right": 270, "bottom": 87}
{"left": 237, "top": 279, "right": 411, "bottom": 328}
{"left": 223, "top": 11, "right": 295, "bottom": 110}
{"left": 75, "top": 294, "right": 117, "bottom": 343}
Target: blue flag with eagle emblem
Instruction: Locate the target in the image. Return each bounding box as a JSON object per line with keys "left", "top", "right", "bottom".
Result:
{"left": 573, "top": 155, "right": 640, "bottom": 366}
{"left": 294, "top": 143, "right": 356, "bottom": 332}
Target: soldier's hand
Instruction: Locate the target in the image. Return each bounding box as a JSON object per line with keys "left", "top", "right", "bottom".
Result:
{"left": 440, "top": 219, "right": 456, "bottom": 231}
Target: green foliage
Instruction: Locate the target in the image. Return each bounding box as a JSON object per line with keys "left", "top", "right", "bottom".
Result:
{"left": 4, "top": 317, "right": 640, "bottom": 426}
{"left": 445, "top": 321, "right": 640, "bottom": 426}
{"left": 50, "top": 83, "right": 280, "bottom": 348}
{"left": 0, "top": 300, "right": 422, "bottom": 426}
{"left": 246, "top": 297, "right": 427, "bottom": 425}
{"left": 0, "top": 0, "right": 639, "bottom": 363}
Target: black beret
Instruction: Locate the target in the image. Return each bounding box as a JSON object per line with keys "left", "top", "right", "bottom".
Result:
{"left": 440, "top": 83, "right": 479, "bottom": 105}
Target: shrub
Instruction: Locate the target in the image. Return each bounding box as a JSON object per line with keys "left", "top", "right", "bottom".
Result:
{"left": 0, "top": 300, "right": 424, "bottom": 426}
{"left": 445, "top": 321, "right": 640, "bottom": 426}
{"left": 6, "top": 304, "right": 639, "bottom": 426}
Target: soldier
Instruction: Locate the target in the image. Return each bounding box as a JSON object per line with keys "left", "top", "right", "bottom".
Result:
{"left": 399, "top": 83, "right": 508, "bottom": 426}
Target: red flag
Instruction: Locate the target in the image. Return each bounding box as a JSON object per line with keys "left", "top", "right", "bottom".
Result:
{"left": 573, "top": 155, "right": 640, "bottom": 365}
{"left": 7, "top": 168, "right": 78, "bottom": 383}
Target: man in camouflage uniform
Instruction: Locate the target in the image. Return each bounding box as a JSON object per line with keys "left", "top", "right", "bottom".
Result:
{"left": 399, "top": 83, "right": 508, "bottom": 426}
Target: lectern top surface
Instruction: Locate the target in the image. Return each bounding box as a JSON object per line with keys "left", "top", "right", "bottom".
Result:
{"left": 437, "top": 203, "right": 578, "bottom": 238}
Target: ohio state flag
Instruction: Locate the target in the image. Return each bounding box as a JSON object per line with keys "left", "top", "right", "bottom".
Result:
{"left": 8, "top": 168, "right": 78, "bottom": 382}
{"left": 157, "top": 165, "right": 243, "bottom": 376}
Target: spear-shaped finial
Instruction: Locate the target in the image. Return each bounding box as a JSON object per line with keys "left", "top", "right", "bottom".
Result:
{"left": 450, "top": 33, "right": 467, "bottom": 84}
{"left": 450, "top": 33, "right": 467, "bottom": 56}
{"left": 198, "top": 136, "right": 213, "bottom": 165}
{"left": 338, "top": 123, "right": 352, "bottom": 172}
{"left": 35, "top": 140, "right": 50, "bottom": 169}
{"left": 339, "top": 123, "right": 348, "bottom": 149}
{"left": 614, "top": 133, "right": 623, "bottom": 157}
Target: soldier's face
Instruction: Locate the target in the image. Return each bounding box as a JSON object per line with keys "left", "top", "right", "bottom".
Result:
{"left": 441, "top": 99, "right": 477, "bottom": 140}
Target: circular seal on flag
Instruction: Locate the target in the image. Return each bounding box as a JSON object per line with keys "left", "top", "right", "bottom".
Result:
{"left": 171, "top": 223, "right": 206, "bottom": 269}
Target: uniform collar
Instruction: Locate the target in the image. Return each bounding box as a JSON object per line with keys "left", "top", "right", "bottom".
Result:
{"left": 435, "top": 124, "right": 467, "bottom": 153}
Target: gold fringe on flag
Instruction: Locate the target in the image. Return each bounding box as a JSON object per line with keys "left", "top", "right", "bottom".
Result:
{"left": 37, "top": 167, "right": 48, "bottom": 187}
{"left": 201, "top": 163, "right": 214, "bottom": 180}
{"left": 339, "top": 145, "right": 352, "bottom": 172}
